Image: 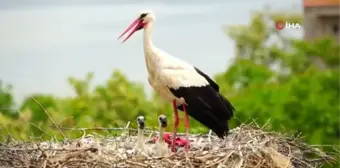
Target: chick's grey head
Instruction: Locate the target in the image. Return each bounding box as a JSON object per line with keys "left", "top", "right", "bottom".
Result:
{"left": 158, "top": 114, "right": 167, "bottom": 128}
{"left": 137, "top": 116, "right": 145, "bottom": 129}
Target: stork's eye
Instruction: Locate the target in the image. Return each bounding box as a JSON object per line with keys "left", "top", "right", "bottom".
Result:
{"left": 140, "top": 13, "right": 148, "bottom": 18}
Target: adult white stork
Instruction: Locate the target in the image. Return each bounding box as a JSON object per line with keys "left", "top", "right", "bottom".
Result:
{"left": 118, "top": 10, "right": 235, "bottom": 152}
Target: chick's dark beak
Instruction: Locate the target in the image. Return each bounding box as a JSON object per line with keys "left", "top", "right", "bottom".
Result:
{"left": 138, "top": 120, "right": 145, "bottom": 129}
{"left": 160, "top": 117, "right": 167, "bottom": 128}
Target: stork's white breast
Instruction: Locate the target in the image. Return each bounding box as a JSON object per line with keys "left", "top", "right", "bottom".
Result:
{"left": 159, "top": 68, "right": 209, "bottom": 89}
{"left": 157, "top": 51, "right": 209, "bottom": 89}
{"left": 145, "top": 47, "right": 209, "bottom": 90}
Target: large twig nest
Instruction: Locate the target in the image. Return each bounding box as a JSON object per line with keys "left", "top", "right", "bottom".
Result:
{"left": 0, "top": 123, "right": 337, "bottom": 168}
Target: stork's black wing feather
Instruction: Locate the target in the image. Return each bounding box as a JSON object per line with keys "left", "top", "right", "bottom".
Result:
{"left": 169, "top": 84, "right": 235, "bottom": 138}
{"left": 193, "top": 66, "right": 219, "bottom": 91}
{"left": 192, "top": 66, "right": 234, "bottom": 118}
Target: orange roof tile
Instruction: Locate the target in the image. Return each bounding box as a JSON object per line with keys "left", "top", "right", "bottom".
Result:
{"left": 304, "top": 0, "right": 340, "bottom": 7}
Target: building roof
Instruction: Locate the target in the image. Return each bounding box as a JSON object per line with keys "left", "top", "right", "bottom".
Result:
{"left": 304, "top": 0, "right": 340, "bottom": 7}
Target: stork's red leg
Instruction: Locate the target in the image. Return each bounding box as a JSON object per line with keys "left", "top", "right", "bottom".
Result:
{"left": 183, "top": 104, "right": 190, "bottom": 152}
{"left": 172, "top": 100, "right": 179, "bottom": 152}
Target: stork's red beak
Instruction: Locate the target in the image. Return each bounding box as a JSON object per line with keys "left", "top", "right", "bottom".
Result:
{"left": 118, "top": 18, "right": 145, "bottom": 43}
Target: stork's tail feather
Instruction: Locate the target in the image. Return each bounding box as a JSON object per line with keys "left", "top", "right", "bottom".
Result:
{"left": 176, "top": 100, "right": 229, "bottom": 138}
{"left": 214, "top": 124, "right": 229, "bottom": 139}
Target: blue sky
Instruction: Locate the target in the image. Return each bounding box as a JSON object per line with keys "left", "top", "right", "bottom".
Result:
{"left": 0, "top": 0, "right": 302, "bottom": 104}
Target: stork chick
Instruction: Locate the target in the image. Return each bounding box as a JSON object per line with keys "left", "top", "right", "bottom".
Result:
{"left": 134, "top": 116, "right": 148, "bottom": 155}
{"left": 155, "top": 114, "right": 170, "bottom": 157}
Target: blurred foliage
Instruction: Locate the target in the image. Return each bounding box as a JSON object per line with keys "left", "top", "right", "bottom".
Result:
{"left": 216, "top": 10, "right": 339, "bottom": 167}
{"left": 216, "top": 11, "right": 339, "bottom": 147}
{"left": 0, "top": 82, "right": 17, "bottom": 118}
{"left": 0, "top": 10, "right": 338, "bottom": 166}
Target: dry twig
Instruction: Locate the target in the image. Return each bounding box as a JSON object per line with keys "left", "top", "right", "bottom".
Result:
{"left": 31, "top": 97, "right": 66, "bottom": 139}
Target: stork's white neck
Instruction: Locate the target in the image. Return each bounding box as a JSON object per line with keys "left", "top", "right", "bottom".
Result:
{"left": 137, "top": 128, "right": 144, "bottom": 146}
{"left": 143, "top": 22, "right": 154, "bottom": 50}
{"left": 138, "top": 128, "right": 143, "bottom": 136}
{"left": 158, "top": 126, "right": 164, "bottom": 143}
{"left": 142, "top": 21, "right": 163, "bottom": 76}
